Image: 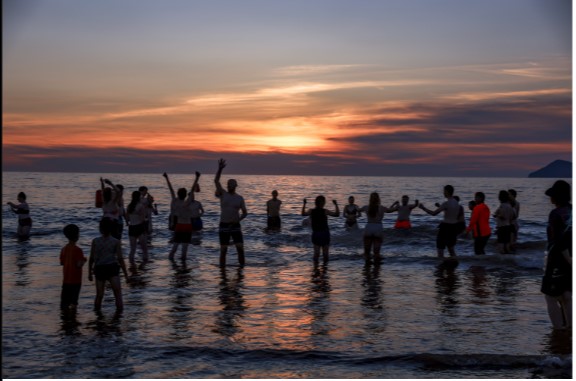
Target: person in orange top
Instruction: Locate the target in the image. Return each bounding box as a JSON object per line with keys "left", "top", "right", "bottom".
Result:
{"left": 465, "top": 192, "right": 492, "bottom": 255}
{"left": 60, "top": 224, "right": 87, "bottom": 310}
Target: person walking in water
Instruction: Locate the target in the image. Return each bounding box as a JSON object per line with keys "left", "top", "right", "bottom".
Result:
{"left": 88, "top": 217, "right": 129, "bottom": 312}
{"left": 163, "top": 171, "right": 201, "bottom": 261}
{"left": 389, "top": 195, "right": 419, "bottom": 230}
{"left": 7, "top": 192, "right": 32, "bottom": 240}
{"left": 493, "top": 190, "right": 516, "bottom": 254}
{"left": 359, "top": 192, "right": 393, "bottom": 263}
{"left": 465, "top": 192, "right": 492, "bottom": 255}
{"left": 266, "top": 190, "right": 282, "bottom": 231}
{"left": 302, "top": 195, "right": 339, "bottom": 264}
{"left": 215, "top": 159, "right": 248, "bottom": 267}
{"left": 343, "top": 196, "right": 361, "bottom": 230}
{"left": 541, "top": 180, "right": 572, "bottom": 330}
{"left": 419, "top": 185, "right": 461, "bottom": 258}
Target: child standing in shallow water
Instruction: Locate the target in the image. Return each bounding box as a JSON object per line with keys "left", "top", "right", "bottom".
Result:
{"left": 89, "top": 218, "right": 129, "bottom": 311}
{"left": 60, "top": 224, "right": 86, "bottom": 310}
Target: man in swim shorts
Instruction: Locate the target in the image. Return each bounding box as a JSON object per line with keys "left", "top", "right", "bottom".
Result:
{"left": 215, "top": 159, "right": 248, "bottom": 267}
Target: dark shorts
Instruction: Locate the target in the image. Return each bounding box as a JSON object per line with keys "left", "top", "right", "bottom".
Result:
{"left": 345, "top": 220, "right": 357, "bottom": 228}
{"left": 312, "top": 230, "right": 331, "bottom": 247}
{"left": 267, "top": 216, "right": 281, "bottom": 229}
{"left": 436, "top": 223, "right": 459, "bottom": 250}
{"left": 174, "top": 223, "right": 193, "bottom": 243}
{"left": 219, "top": 222, "right": 243, "bottom": 245}
{"left": 61, "top": 283, "right": 81, "bottom": 309}
{"left": 128, "top": 223, "right": 146, "bottom": 238}
{"left": 497, "top": 225, "right": 513, "bottom": 244}
{"left": 93, "top": 263, "right": 120, "bottom": 281}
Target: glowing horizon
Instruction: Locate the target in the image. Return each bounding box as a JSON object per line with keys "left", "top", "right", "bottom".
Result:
{"left": 3, "top": 0, "right": 572, "bottom": 177}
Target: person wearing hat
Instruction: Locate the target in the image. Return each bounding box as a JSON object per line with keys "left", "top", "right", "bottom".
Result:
{"left": 541, "top": 180, "right": 572, "bottom": 330}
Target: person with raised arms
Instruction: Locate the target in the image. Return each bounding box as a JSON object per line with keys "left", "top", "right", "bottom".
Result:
{"left": 215, "top": 159, "right": 248, "bottom": 267}
{"left": 302, "top": 195, "right": 339, "bottom": 264}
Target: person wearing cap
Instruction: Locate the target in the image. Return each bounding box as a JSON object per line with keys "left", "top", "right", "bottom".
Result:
{"left": 215, "top": 158, "right": 248, "bottom": 267}
{"left": 541, "top": 180, "right": 572, "bottom": 330}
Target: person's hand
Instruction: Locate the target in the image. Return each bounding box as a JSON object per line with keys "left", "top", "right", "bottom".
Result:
{"left": 195, "top": 171, "right": 201, "bottom": 178}
{"left": 332, "top": 200, "right": 338, "bottom": 205}
{"left": 162, "top": 172, "right": 168, "bottom": 178}
{"left": 435, "top": 202, "right": 440, "bottom": 208}
{"left": 418, "top": 203, "right": 424, "bottom": 209}
{"left": 218, "top": 158, "right": 227, "bottom": 170}
{"left": 303, "top": 198, "right": 307, "bottom": 204}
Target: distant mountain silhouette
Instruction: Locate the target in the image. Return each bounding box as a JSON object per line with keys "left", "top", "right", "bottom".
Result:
{"left": 528, "top": 160, "right": 572, "bottom": 178}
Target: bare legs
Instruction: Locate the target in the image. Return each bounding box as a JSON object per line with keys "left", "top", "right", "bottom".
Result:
{"left": 220, "top": 244, "right": 245, "bottom": 267}
{"left": 546, "top": 292, "right": 572, "bottom": 330}
{"left": 129, "top": 234, "right": 148, "bottom": 264}
{"left": 313, "top": 245, "right": 329, "bottom": 264}
{"left": 363, "top": 237, "right": 382, "bottom": 263}
{"left": 94, "top": 276, "right": 123, "bottom": 312}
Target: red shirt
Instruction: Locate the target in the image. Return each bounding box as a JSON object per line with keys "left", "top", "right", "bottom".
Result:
{"left": 60, "top": 244, "right": 86, "bottom": 285}
{"left": 466, "top": 203, "right": 492, "bottom": 238}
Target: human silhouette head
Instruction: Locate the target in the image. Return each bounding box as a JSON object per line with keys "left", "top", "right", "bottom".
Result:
{"left": 315, "top": 195, "right": 326, "bottom": 208}
{"left": 63, "top": 224, "right": 80, "bottom": 242}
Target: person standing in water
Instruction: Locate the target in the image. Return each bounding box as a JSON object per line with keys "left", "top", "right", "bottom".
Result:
{"left": 465, "top": 192, "right": 492, "bottom": 255}
{"left": 343, "top": 196, "right": 361, "bottom": 230}
{"left": 88, "top": 217, "right": 129, "bottom": 312}
{"left": 419, "top": 185, "right": 461, "bottom": 258}
{"left": 163, "top": 171, "right": 201, "bottom": 261}
{"left": 493, "top": 190, "right": 516, "bottom": 254}
{"left": 7, "top": 192, "right": 32, "bottom": 240}
{"left": 508, "top": 189, "right": 520, "bottom": 249}
{"left": 126, "top": 191, "right": 149, "bottom": 264}
{"left": 266, "top": 190, "right": 282, "bottom": 231}
{"left": 541, "top": 180, "right": 572, "bottom": 330}
{"left": 302, "top": 195, "right": 340, "bottom": 264}
{"left": 359, "top": 192, "right": 394, "bottom": 263}
{"left": 215, "top": 159, "right": 248, "bottom": 267}
{"left": 389, "top": 195, "right": 419, "bottom": 230}
{"left": 60, "top": 224, "right": 86, "bottom": 311}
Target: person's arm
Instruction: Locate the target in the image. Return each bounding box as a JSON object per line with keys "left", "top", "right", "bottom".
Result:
{"left": 301, "top": 199, "right": 310, "bottom": 216}
{"left": 410, "top": 200, "right": 419, "bottom": 210}
{"left": 239, "top": 199, "right": 248, "bottom": 221}
{"left": 163, "top": 172, "right": 176, "bottom": 200}
{"left": 419, "top": 203, "right": 443, "bottom": 216}
{"left": 326, "top": 200, "right": 340, "bottom": 217}
{"left": 190, "top": 171, "right": 201, "bottom": 200}
{"left": 198, "top": 202, "right": 205, "bottom": 218}
{"left": 214, "top": 159, "right": 226, "bottom": 197}
{"left": 386, "top": 201, "right": 399, "bottom": 213}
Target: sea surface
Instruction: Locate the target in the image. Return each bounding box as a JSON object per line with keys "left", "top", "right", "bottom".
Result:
{"left": 2, "top": 172, "right": 572, "bottom": 379}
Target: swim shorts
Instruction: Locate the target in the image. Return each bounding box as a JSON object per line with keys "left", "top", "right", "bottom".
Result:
{"left": 497, "top": 225, "right": 513, "bottom": 244}
{"left": 312, "top": 230, "right": 331, "bottom": 246}
{"left": 394, "top": 220, "right": 411, "bottom": 229}
{"left": 436, "top": 222, "right": 459, "bottom": 250}
{"left": 364, "top": 222, "right": 384, "bottom": 239}
{"left": 128, "top": 222, "right": 146, "bottom": 238}
{"left": 219, "top": 222, "right": 243, "bottom": 245}
{"left": 93, "top": 263, "right": 120, "bottom": 281}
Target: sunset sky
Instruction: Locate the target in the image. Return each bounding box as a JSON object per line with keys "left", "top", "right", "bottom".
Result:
{"left": 3, "top": 0, "right": 572, "bottom": 176}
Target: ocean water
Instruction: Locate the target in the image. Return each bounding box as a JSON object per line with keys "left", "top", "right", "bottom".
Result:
{"left": 2, "top": 172, "right": 572, "bottom": 379}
